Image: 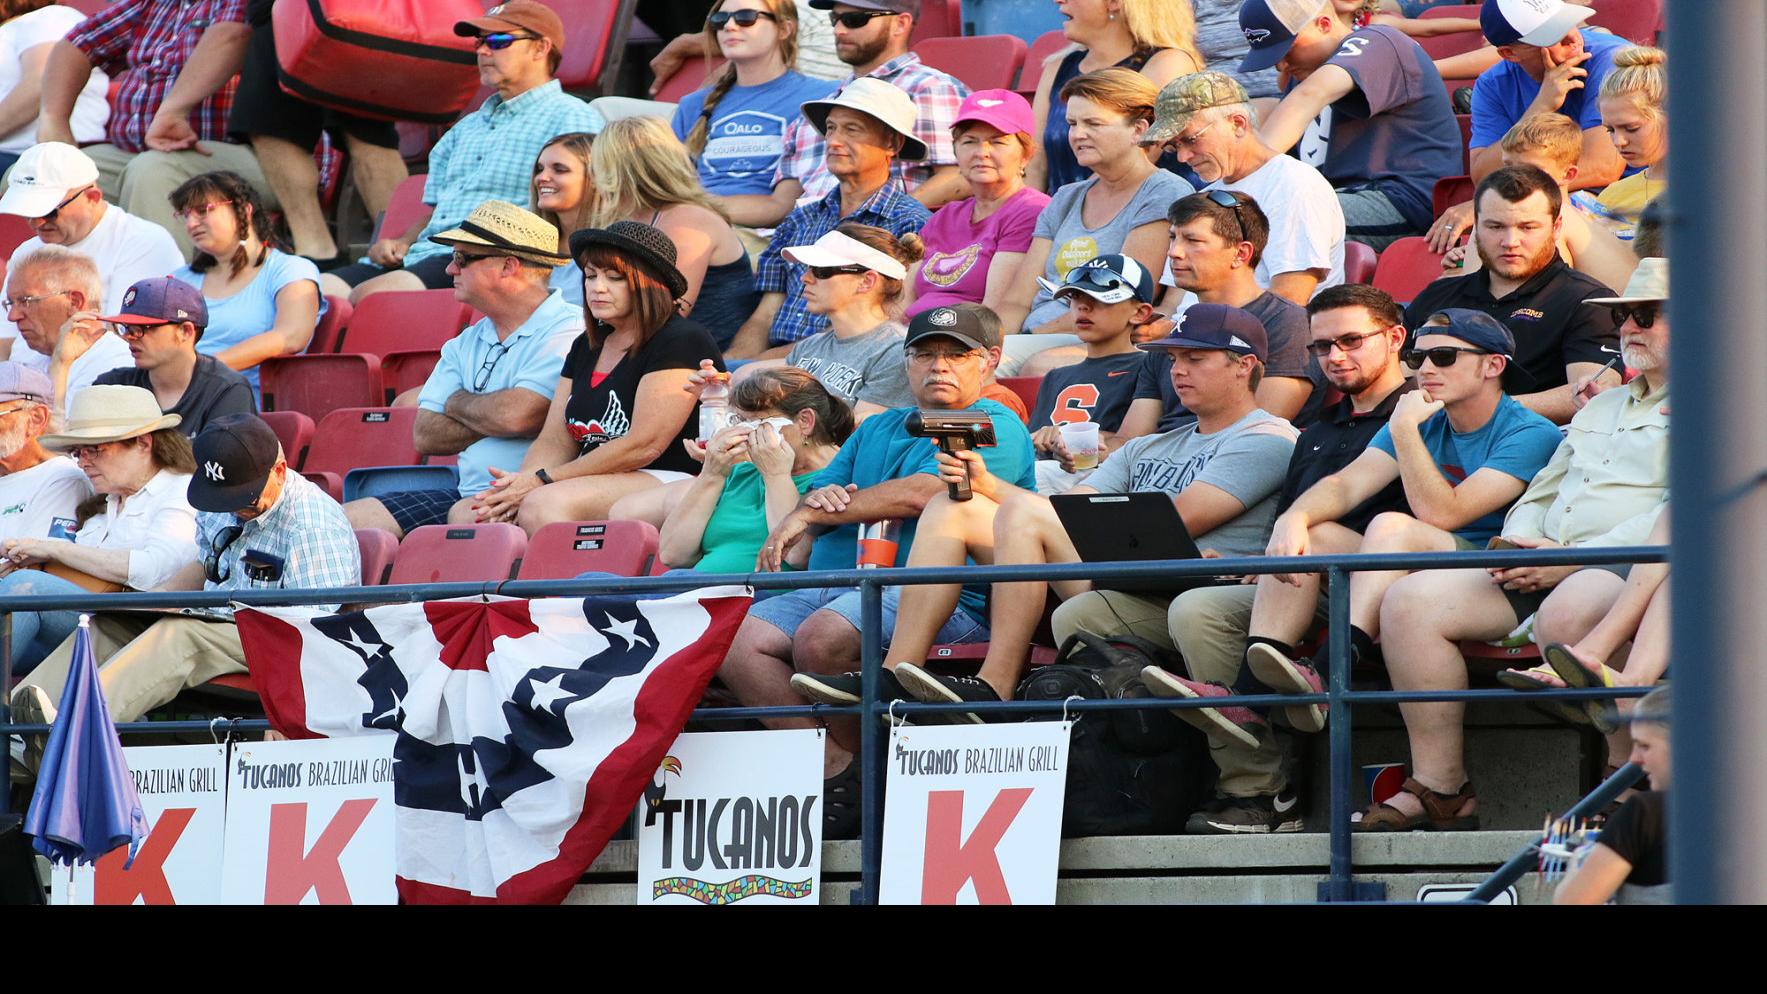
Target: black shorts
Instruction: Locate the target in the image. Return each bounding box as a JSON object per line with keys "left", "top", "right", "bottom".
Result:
{"left": 227, "top": 17, "right": 400, "bottom": 150}
{"left": 330, "top": 253, "right": 454, "bottom": 290}
{"left": 376, "top": 489, "right": 461, "bottom": 534}
{"left": 1502, "top": 563, "right": 1633, "bottom": 624}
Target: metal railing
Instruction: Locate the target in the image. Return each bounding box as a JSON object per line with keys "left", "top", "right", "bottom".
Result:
{"left": 1464, "top": 762, "right": 1646, "bottom": 904}
{"left": 0, "top": 544, "right": 1665, "bottom": 904}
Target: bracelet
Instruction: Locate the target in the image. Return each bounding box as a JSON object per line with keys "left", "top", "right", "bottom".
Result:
{"left": 535, "top": 468, "right": 554, "bottom": 486}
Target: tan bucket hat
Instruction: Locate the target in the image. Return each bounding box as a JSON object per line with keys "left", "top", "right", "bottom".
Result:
{"left": 800, "top": 77, "right": 928, "bottom": 161}
{"left": 1585, "top": 256, "right": 1668, "bottom": 306}
{"left": 40, "top": 385, "right": 180, "bottom": 449}
{"left": 430, "top": 200, "right": 570, "bottom": 268}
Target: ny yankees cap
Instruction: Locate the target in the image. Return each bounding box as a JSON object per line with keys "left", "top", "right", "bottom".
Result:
{"left": 1238, "top": 0, "right": 1329, "bottom": 74}
{"left": 188, "top": 413, "right": 282, "bottom": 513}
{"left": 1138, "top": 302, "right": 1269, "bottom": 361}
{"left": 1480, "top": 0, "right": 1595, "bottom": 48}
{"left": 1039, "top": 254, "right": 1156, "bottom": 305}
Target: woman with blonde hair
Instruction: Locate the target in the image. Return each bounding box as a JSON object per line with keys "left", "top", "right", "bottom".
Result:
{"left": 530, "top": 131, "right": 596, "bottom": 307}
{"left": 590, "top": 115, "right": 760, "bottom": 347}
{"left": 1027, "top": 0, "right": 1203, "bottom": 193}
{"left": 1584, "top": 46, "right": 1667, "bottom": 240}
{"left": 671, "top": 0, "right": 837, "bottom": 198}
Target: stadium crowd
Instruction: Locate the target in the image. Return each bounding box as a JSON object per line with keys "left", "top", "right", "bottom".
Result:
{"left": 0, "top": 0, "right": 1672, "bottom": 867}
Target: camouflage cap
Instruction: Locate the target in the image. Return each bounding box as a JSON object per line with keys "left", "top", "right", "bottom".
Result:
{"left": 1140, "top": 71, "right": 1251, "bottom": 148}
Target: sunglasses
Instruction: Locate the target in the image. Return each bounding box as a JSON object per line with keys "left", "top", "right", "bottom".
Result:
{"left": 1305, "top": 331, "right": 1381, "bottom": 358}
{"left": 1611, "top": 302, "right": 1660, "bottom": 329}
{"left": 474, "top": 340, "right": 512, "bottom": 392}
{"left": 709, "top": 9, "right": 778, "bottom": 29}
{"left": 204, "top": 524, "right": 244, "bottom": 584}
{"left": 829, "top": 9, "right": 897, "bottom": 28}
{"left": 1401, "top": 346, "right": 1492, "bottom": 370}
{"left": 476, "top": 31, "right": 538, "bottom": 50}
{"left": 1204, "top": 189, "right": 1248, "bottom": 243}
{"left": 32, "top": 185, "right": 93, "bottom": 224}
{"left": 451, "top": 250, "right": 506, "bottom": 269}
{"left": 805, "top": 264, "right": 869, "bottom": 279}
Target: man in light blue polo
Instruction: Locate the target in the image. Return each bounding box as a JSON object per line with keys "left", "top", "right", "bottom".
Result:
{"left": 343, "top": 201, "right": 581, "bottom": 539}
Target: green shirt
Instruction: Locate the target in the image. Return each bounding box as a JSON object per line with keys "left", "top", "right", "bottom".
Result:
{"left": 692, "top": 463, "right": 818, "bottom": 573}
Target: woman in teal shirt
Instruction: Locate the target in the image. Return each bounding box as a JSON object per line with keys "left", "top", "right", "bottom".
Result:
{"left": 658, "top": 366, "right": 853, "bottom": 572}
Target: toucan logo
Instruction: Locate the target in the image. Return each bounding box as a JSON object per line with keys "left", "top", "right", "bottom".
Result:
{"left": 643, "top": 755, "right": 682, "bottom": 824}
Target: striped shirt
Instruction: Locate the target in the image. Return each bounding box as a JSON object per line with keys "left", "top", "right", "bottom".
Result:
{"left": 196, "top": 471, "right": 360, "bottom": 615}
{"left": 68, "top": 0, "right": 249, "bottom": 153}
{"left": 755, "top": 183, "right": 930, "bottom": 346}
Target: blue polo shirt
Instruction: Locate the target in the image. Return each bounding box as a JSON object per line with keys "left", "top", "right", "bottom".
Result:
{"left": 1468, "top": 29, "right": 1636, "bottom": 163}
{"left": 417, "top": 291, "right": 583, "bottom": 496}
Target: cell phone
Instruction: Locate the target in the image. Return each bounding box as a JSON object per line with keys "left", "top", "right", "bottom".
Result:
{"left": 1487, "top": 538, "right": 1519, "bottom": 551}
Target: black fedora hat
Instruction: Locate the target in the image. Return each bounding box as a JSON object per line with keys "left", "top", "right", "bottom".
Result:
{"left": 568, "top": 220, "right": 689, "bottom": 299}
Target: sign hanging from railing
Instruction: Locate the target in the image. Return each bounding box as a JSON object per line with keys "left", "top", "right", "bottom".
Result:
{"left": 53, "top": 744, "right": 227, "bottom": 905}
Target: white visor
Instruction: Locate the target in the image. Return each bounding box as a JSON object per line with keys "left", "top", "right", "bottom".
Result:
{"left": 780, "top": 230, "right": 908, "bottom": 281}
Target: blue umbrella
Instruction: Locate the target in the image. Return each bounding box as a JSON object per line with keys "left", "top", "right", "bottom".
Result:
{"left": 24, "top": 616, "right": 147, "bottom": 869}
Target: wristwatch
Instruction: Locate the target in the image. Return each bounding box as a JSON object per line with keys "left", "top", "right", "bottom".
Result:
{"left": 535, "top": 468, "right": 554, "bottom": 486}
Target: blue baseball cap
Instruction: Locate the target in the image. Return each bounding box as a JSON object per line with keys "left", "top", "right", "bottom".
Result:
{"left": 1419, "top": 308, "right": 1517, "bottom": 358}
{"left": 1138, "top": 303, "right": 1268, "bottom": 361}
{"left": 1238, "top": 0, "right": 1322, "bottom": 74}
{"left": 101, "top": 276, "right": 208, "bottom": 328}
{"left": 1038, "top": 254, "right": 1156, "bottom": 305}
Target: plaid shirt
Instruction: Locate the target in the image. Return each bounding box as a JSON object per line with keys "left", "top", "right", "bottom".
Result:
{"left": 772, "top": 53, "right": 967, "bottom": 203}
{"left": 756, "top": 184, "right": 930, "bottom": 345}
{"left": 196, "top": 471, "right": 360, "bottom": 616}
{"left": 69, "top": 0, "right": 249, "bottom": 153}
{"left": 403, "top": 80, "right": 604, "bottom": 268}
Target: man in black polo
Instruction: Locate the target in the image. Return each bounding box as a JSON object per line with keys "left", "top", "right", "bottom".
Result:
{"left": 1404, "top": 164, "right": 1620, "bottom": 425}
{"left": 93, "top": 277, "right": 256, "bottom": 437}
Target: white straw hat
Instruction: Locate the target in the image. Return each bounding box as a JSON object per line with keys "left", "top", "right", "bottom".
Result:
{"left": 39, "top": 385, "right": 180, "bottom": 449}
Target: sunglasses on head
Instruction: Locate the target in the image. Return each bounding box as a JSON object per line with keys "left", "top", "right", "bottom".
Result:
{"left": 476, "top": 31, "right": 537, "bottom": 50}
{"left": 806, "top": 264, "right": 869, "bottom": 279}
{"left": 829, "top": 9, "right": 897, "bottom": 28}
{"left": 1204, "top": 189, "right": 1248, "bottom": 243}
{"left": 1611, "top": 302, "right": 1660, "bottom": 329}
{"left": 1401, "top": 345, "right": 1492, "bottom": 370}
{"left": 709, "top": 8, "right": 778, "bottom": 28}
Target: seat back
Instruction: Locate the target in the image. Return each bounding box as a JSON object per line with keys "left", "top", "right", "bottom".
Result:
{"left": 1414, "top": 5, "right": 1487, "bottom": 61}
{"left": 997, "top": 375, "right": 1044, "bottom": 413}
{"left": 549, "top": 0, "right": 637, "bottom": 96}
{"left": 340, "top": 289, "right": 473, "bottom": 357}
{"left": 304, "top": 407, "right": 422, "bottom": 478}
{"left": 381, "top": 349, "right": 443, "bottom": 404}
{"left": 0, "top": 214, "right": 34, "bottom": 261}
{"left": 909, "top": 0, "right": 963, "bottom": 44}
{"left": 1021, "top": 29, "right": 1072, "bottom": 92}
{"left": 1372, "top": 237, "right": 1449, "bottom": 305}
{"left": 915, "top": 34, "right": 1028, "bottom": 92}
{"left": 654, "top": 55, "right": 725, "bottom": 104}
{"left": 355, "top": 528, "right": 399, "bottom": 585}
{"left": 375, "top": 174, "right": 429, "bottom": 243}
{"left": 1588, "top": 0, "right": 1662, "bottom": 44}
{"left": 1343, "top": 240, "right": 1377, "bottom": 285}
{"left": 343, "top": 465, "right": 461, "bottom": 504}
{"left": 389, "top": 523, "right": 528, "bottom": 585}
{"left": 518, "top": 520, "right": 660, "bottom": 579}
{"left": 1456, "top": 113, "right": 1474, "bottom": 172}
{"left": 1432, "top": 174, "right": 1476, "bottom": 221}
{"left": 260, "top": 410, "right": 317, "bottom": 470}
{"left": 258, "top": 353, "right": 383, "bottom": 420}
{"left": 307, "top": 295, "right": 353, "bottom": 354}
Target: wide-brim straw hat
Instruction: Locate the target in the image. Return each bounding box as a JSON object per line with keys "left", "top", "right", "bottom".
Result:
{"left": 40, "top": 384, "right": 179, "bottom": 449}
{"left": 430, "top": 199, "right": 571, "bottom": 268}
{"left": 568, "top": 220, "right": 690, "bottom": 299}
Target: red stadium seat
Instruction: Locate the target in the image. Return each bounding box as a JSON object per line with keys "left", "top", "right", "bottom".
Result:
{"left": 307, "top": 295, "right": 353, "bottom": 354}
{"left": 340, "top": 289, "right": 472, "bottom": 357}
{"left": 389, "top": 523, "right": 528, "bottom": 585}
{"left": 375, "top": 174, "right": 429, "bottom": 243}
{"left": 915, "top": 35, "right": 1028, "bottom": 92}
{"left": 518, "top": 520, "right": 660, "bottom": 579}
{"left": 549, "top": 0, "right": 637, "bottom": 96}
{"left": 0, "top": 214, "right": 32, "bottom": 260}
{"left": 653, "top": 55, "right": 725, "bottom": 104}
{"left": 304, "top": 407, "right": 423, "bottom": 484}
{"left": 997, "top": 376, "right": 1043, "bottom": 413}
{"left": 381, "top": 349, "right": 443, "bottom": 404}
{"left": 1456, "top": 113, "right": 1474, "bottom": 172}
{"left": 1343, "top": 240, "right": 1377, "bottom": 285}
{"left": 260, "top": 410, "right": 316, "bottom": 470}
{"left": 1432, "top": 174, "right": 1476, "bottom": 221}
{"left": 258, "top": 353, "right": 383, "bottom": 421}
{"left": 925, "top": 643, "right": 1059, "bottom": 668}
{"left": 356, "top": 528, "right": 400, "bottom": 585}
{"left": 1414, "top": 5, "right": 1487, "bottom": 61}
{"left": 1588, "top": 0, "right": 1662, "bottom": 45}
{"left": 1372, "top": 237, "right": 1449, "bottom": 305}
{"left": 1021, "top": 29, "right": 1072, "bottom": 94}
{"left": 909, "top": 0, "right": 963, "bottom": 45}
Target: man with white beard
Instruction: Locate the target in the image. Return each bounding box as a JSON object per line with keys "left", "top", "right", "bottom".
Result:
{"left": 0, "top": 362, "right": 91, "bottom": 543}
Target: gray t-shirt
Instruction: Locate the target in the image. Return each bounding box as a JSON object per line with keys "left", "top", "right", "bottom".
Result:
{"left": 1025, "top": 169, "right": 1193, "bottom": 329}
{"left": 1082, "top": 407, "right": 1298, "bottom": 556}
{"left": 1192, "top": 0, "right": 1281, "bottom": 99}
{"left": 784, "top": 320, "right": 913, "bottom": 410}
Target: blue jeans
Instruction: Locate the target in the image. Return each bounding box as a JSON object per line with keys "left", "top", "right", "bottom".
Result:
{"left": 0, "top": 570, "right": 87, "bottom": 675}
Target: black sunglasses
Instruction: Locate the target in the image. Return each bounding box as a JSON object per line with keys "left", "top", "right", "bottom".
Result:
{"left": 33, "top": 185, "right": 92, "bottom": 223}
{"left": 709, "top": 9, "right": 778, "bottom": 28}
{"left": 829, "top": 9, "right": 897, "bottom": 28}
{"left": 1401, "top": 346, "right": 1491, "bottom": 370}
{"left": 204, "top": 524, "right": 244, "bottom": 584}
{"left": 1204, "top": 189, "right": 1248, "bottom": 243}
{"left": 1611, "top": 302, "right": 1659, "bottom": 329}
{"left": 1305, "top": 331, "right": 1380, "bottom": 358}
{"left": 806, "top": 264, "right": 869, "bottom": 279}
{"left": 477, "top": 31, "right": 538, "bottom": 50}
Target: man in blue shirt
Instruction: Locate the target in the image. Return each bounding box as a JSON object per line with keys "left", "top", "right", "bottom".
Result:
{"left": 721, "top": 304, "right": 1033, "bottom": 836}
{"left": 1467, "top": 0, "right": 1628, "bottom": 190}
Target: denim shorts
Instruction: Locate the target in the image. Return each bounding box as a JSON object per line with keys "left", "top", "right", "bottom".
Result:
{"left": 746, "top": 584, "right": 990, "bottom": 648}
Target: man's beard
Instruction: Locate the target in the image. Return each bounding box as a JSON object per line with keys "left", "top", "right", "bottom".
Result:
{"left": 0, "top": 418, "right": 30, "bottom": 460}
{"left": 1476, "top": 232, "right": 1556, "bottom": 281}
{"left": 1623, "top": 343, "right": 1660, "bottom": 372}
{"left": 839, "top": 33, "right": 889, "bottom": 67}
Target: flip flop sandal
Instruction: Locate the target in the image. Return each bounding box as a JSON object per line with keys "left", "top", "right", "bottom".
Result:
{"left": 1543, "top": 643, "right": 1621, "bottom": 734}
{"left": 1496, "top": 662, "right": 1591, "bottom": 727}
{"left": 1355, "top": 777, "right": 1480, "bottom": 832}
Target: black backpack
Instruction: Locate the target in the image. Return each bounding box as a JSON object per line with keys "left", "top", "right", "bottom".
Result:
{"left": 1016, "top": 632, "right": 1214, "bottom": 837}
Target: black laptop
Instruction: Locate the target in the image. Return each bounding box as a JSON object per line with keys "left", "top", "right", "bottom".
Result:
{"left": 1050, "top": 492, "right": 1219, "bottom": 597}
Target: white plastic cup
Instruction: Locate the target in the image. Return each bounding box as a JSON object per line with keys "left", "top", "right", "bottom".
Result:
{"left": 1059, "top": 421, "right": 1101, "bottom": 471}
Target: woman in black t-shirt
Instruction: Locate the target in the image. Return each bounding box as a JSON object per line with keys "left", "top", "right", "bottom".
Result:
{"left": 473, "top": 221, "right": 723, "bottom": 534}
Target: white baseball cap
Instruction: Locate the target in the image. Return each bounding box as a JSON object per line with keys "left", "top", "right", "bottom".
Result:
{"left": 0, "top": 142, "right": 100, "bottom": 218}
{"left": 1480, "top": 0, "right": 1596, "bottom": 47}
{"left": 781, "top": 229, "right": 908, "bottom": 280}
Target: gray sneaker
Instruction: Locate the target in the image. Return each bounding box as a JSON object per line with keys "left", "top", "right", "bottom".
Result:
{"left": 1185, "top": 790, "right": 1304, "bottom": 834}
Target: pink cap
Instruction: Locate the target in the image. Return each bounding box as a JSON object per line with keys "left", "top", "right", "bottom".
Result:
{"left": 952, "top": 89, "right": 1034, "bottom": 137}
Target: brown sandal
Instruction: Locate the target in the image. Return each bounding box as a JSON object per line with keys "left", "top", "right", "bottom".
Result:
{"left": 1355, "top": 777, "right": 1479, "bottom": 832}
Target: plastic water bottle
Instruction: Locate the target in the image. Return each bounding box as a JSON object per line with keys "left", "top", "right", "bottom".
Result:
{"left": 698, "top": 371, "right": 731, "bottom": 442}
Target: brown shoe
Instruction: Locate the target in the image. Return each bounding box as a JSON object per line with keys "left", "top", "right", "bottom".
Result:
{"left": 1355, "top": 777, "right": 1479, "bottom": 832}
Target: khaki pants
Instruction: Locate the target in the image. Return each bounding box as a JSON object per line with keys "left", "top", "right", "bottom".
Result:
{"left": 11, "top": 614, "right": 250, "bottom": 769}
{"left": 81, "top": 141, "right": 279, "bottom": 261}
{"left": 1053, "top": 584, "right": 1322, "bottom": 797}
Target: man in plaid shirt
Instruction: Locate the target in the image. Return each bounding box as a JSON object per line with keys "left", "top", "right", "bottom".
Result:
{"left": 322, "top": 0, "right": 601, "bottom": 305}
{"left": 726, "top": 77, "right": 930, "bottom": 359}
{"left": 12, "top": 414, "right": 361, "bottom": 738}
{"left": 720, "top": 0, "right": 967, "bottom": 230}
{"left": 30, "top": 0, "right": 274, "bottom": 260}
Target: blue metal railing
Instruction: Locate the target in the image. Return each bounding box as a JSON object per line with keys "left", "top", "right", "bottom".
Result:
{"left": 0, "top": 544, "right": 1665, "bottom": 903}
{"left": 1464, "top": 762, "right": 1646, "bottom": 903}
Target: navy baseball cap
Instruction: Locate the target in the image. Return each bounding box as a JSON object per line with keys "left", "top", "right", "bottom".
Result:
{"left": 1038, "top": 254, "right": 1156, "bottom": 305}
{"left": 906, "top": 305, "right": 990, "bottom": 354}
{"left": 101, "top": 276, "right": 208, "bottom": 328}
{"left": 1238, "top": 0, "right": 1321, "bottom": 74}
{"left": 1419, "top": 308, "right": 1517, "bottom": 358}
{"left": 188, "top": 413, "right": 283, "bottom": 513}
{"left": 1138, "top": 303, "right": 1268, "bottom": 361}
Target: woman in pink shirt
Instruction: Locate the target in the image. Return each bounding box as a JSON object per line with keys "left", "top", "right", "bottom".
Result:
{"left": 903, "top": 90, "right": 1051, "bottom": 318}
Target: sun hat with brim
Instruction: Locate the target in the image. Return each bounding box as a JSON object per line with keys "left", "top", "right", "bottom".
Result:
{"left": 800, "top": 77, "right": 928, "bottom": 162}
{"left": 40, "top": 385, "right": 180, "bottom": 449}
{"left": 781, "top": 230, "right": 908, "bottom": 280}
{"left": 569, "top": 220, "right": 690, "bottom": 299}
{"left": 430, "top": 200, "right": 570, "bottom": 268}
{"left": 1585, "top": 257, "right": 1668, "bottom": 306}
